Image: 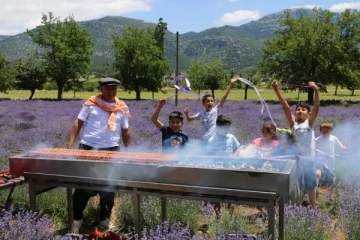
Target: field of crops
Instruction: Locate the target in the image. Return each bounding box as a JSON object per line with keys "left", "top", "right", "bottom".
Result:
{"left": 0, "top": 99, "right": 360, "bottom": 239}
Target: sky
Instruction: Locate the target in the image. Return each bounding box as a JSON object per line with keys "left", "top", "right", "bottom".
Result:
{"left": 1, "top": 0, "right": 360, "bottom": 35}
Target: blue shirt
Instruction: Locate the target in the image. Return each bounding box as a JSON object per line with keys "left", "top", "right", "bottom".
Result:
{"left": 207, "top": 133, "right": 240, "bottom": 156}
{"left": 160, "top": 126, "right": 189, "bottom": 153}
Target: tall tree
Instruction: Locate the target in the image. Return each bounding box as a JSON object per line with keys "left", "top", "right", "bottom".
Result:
{"left": 335, "top": 9, "right": 360, "bottom": 95}
{"left": 259, "top": 8, "right": 337, "bottom": 103}
{"left": 187, "top": 59, "right": 226, "bottom": 98}
{"left": 203, "top": 59, "right": 226, "bottom": 99}
{"left": 14, "top": 53, "right": 47, "bottom": 100}
{"left": 0, "top": 55, "right": 13, "bottom": 93}
{"left": 28, "top": 13, "right": 93, "bottom": 100}
{"left": 112, "top": 22, "right": 169, "bottom": 100}
{"left": 187, "top": 60, "right": 207, "bottom": 95}
{"left": 149, "top": 18, "right": 169, "bottom": 95}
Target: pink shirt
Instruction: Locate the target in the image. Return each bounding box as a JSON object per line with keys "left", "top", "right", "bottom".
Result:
{"left": 252, "top": 138, "right": 278, "bottom": 149}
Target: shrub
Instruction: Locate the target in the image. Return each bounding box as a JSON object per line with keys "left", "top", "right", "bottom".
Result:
{"left": 117, "top": 195, "right": 202, "bottom": 232}
{"left": 0, "top": 209, "right": 57, "bottom": 240}
{"left": 83, "top": 81, "right": 99, "bottom": 92}
{"left": 43, "top": 81, "right": 58, "bottom": 91}
{"left": 279, "top": 204, "right": 335, "bottom": 240}
{"left": 125, "top": 222, "right": 201, "bottom": 240}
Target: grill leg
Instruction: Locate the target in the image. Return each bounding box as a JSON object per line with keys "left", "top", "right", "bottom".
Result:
{"left": 67, "top": 188, "right": 74, "bottom": 233}
{"left": 278, "top": 197, "right": 285, "bottom": 240}
{"left": 267, "top": 199, "right": 275, "bottom": 240}
{"left": 161, "top": 197, "right": 168, "bottom": 222}
{"left": 133, "top": 188, "right": 141, "bottom": 234}
{"left": 28, "top": 178, "right": 36, "bottom": 212}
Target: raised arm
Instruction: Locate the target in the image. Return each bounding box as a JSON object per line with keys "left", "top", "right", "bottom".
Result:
{"left": 151, "top": 99, "right": 166, "bottom": 129}
{"left": 121, "top": 127, "right": 131, "bottom": 148}
{"left": 67, "top": 118, "right": 84, "bottom": 149}
{"left": 308, "top": 81, "right": 319, "bottom": 127}
{"left": 183, "top": 107, "right": 195, "bottom": 121}
{"left": 220, "top": 74, "right": 239, "bottom": 107}
{"left": 271, "top": 80, "right": 295, "bottom": 128}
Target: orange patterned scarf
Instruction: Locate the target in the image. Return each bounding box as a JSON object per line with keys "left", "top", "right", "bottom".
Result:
{"left": 85, "top": 94, "right": 131, "bottom": 131}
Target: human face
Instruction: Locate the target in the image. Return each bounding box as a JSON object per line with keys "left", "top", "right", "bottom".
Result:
{"left": 295, "top": 106, "right": 310, "bottom": 122}
{"left": 202, "top": 97, "right": 215, "bottom": 111}
{"left": 169, "top": 118, "right": 183, "bottom": 132}
{"left": 100, "top": 85, "right": 118, "bottom": 103}
{"left": 217, "top": 125, "right": 231, "bottom": 136}
{"left": 262, "top": 132, "right": 274, "bottom": 141}
{"left": 320, "top": 127, "right": 331, "bottom": 137}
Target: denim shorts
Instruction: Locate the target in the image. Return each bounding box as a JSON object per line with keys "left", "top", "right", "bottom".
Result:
{"left": 297, "top": 163, "right": 317, "bottom": 191}
{"left": 316, "top": 163, "right": 336, "bottom": 186}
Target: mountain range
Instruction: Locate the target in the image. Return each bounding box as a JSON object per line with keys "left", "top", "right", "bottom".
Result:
{"left": 0, "top": 8, "right": 313, "bottom": 71}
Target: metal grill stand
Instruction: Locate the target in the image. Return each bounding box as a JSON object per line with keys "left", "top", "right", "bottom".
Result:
{"left": 10, "top": 152, "right": 297, "bottom": 240}
{"left": 24, "top": 173, "right": 286, "bottom": 239}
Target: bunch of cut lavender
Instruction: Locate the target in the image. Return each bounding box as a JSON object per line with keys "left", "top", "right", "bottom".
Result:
{"left": 125, "top": 221, "right": 203, "bottom": 240}
{"left": 281, "top": 204, "right": 335, "bottom": 240}
{"left": 0, "top": 209, "right": 57, "bottom": 240}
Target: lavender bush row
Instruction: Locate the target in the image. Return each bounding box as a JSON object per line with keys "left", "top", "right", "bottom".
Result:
{"left": 336, "top": 171, "right": 360, "bottom": 240}
{"left": 272, "top": 204, "right": 337, "bottom": 240}
{"left": 125, "top": 222, "right": 202, "bottom": 240}
{"left": 1, "top": 100, "right": 360, "bottom": 160}
{"left": 0, "top": 100, "right": 360, "bottom": 239}
{"left": 0, "top": 209, "right": 57, "bottom": 240}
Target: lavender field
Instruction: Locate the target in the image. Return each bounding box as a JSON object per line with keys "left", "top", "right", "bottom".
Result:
{"left": 1, "top": 99, "right": 360, "bottom": 239}
{"left": 1, "top": 99, "right": 360, "bottom": 158}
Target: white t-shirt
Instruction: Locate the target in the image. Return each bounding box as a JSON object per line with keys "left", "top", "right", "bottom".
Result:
{"left": 192, "top": 103, "right": 221, "bottom": 140}
{"left": 208, "top": 133, "right": 241, "bottom": 156}
{"left": 293, "top": 119, "right": 315, "bottom": 157}
{"left": 78, "top": 103, "right": 129, "bottom": 148}
{"left": 315, "top": 134, "right": 344, "bottom": 170}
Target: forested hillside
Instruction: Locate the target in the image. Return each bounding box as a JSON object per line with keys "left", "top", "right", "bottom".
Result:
{"left": 0, "top": 8, "right": 314, "bottom": 71}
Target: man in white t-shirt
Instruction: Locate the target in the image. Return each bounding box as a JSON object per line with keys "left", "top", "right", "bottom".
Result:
{"left": 67, "top": 77, "right": 131, "bottom": 233}
{"left": 315, "top": 121, "right": 346, "bottom": 185}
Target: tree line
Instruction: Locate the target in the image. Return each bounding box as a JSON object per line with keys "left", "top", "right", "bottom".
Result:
{"left": 0, "top": 8, "right": 360, "bottom": 101}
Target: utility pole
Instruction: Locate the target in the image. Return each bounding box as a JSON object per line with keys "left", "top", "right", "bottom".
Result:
{"left": 175, "top": 32, "right": 179, "bottom": 107}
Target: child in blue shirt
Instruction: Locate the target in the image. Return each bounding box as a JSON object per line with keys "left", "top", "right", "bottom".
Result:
{"left": 151, "top": 99, "right": 188, "bottom": 153}
{"left": 207, "top": 115, "right": 240, "bottom": 156}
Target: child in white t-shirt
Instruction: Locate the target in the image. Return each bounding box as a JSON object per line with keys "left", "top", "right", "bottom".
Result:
{"left": 272, "top": 80, "right": 320, "bottom": 209}
{"left": 316, "top": 121, "right": 346, "bottom": 185}
{"left": 207, "top": 115, "right": 241, "bottom": 156}
{"left": 183, "top": 75, "right": 239, "bottom": 145}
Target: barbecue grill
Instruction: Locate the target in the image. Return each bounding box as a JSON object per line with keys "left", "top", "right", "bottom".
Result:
{"left": 9, "top": 148, "right": 298, "bottom": 240}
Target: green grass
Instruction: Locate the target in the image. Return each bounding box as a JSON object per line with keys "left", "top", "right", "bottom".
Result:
{"left": 1, "top": 86, "right": 359, "bottom": 101}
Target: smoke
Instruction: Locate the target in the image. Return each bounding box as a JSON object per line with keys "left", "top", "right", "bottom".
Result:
{"left": 328, "top": 120, "right": 360, "bottom": 171}
{"left": 233, "top": 144, "right": 258, "bottom": 158}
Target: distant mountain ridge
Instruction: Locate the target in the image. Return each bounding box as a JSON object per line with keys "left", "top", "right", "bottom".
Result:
{"left": 0, "top": 35, "right": 10, "bottom": 41}
{"left": 0, "top": 8, "right": 314, "bottom": 70}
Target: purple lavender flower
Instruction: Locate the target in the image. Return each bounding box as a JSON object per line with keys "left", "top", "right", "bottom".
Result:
{"left": 125, "top": 222, "right": 200, "bottom": 240}
{"left": 0, "top": 208, "right": 58, "bottom": 240}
